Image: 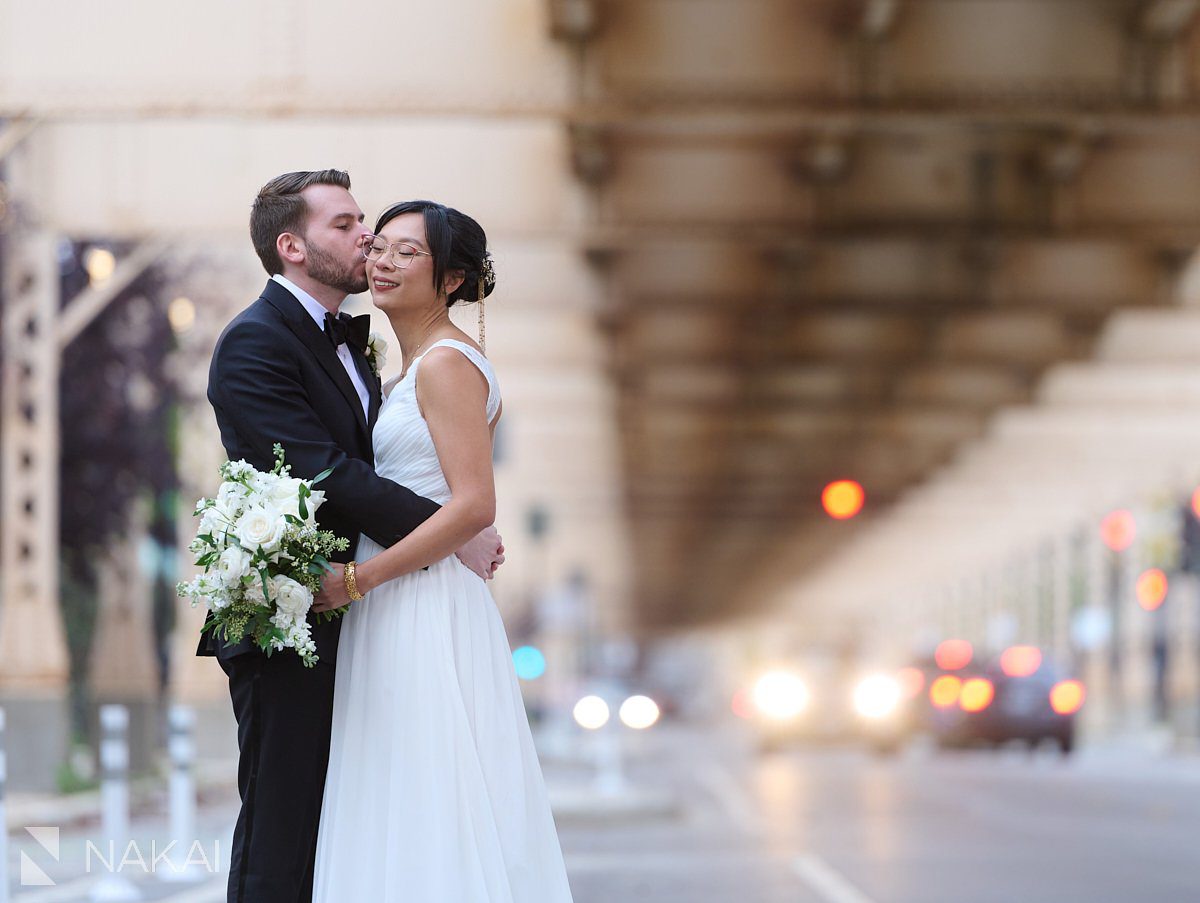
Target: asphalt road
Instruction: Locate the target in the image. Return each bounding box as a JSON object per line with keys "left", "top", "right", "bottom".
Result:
{"left": 6, "top": 724, "right": 1200, "bottom": 902}
{"left": 560, "top": 726, "right": 1200, "bottom": 903}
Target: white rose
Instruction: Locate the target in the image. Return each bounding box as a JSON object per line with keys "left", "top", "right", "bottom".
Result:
{"left": 271, "top": 575, "right": 312, "bottom": 620}
{"left": 216, "top": 546, "right": 252, "bottom": 587}
{"left": 234, "top": 504, "right": 286, "bottom": 552}
{"left": 305, "top": 489, "right": 326, "bottom": 523}
{"left": 266, "top": 476, "right": 306, "bottom": 519}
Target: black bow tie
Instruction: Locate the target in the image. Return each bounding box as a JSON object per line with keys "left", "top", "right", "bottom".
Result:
{"left": 324, "top": 311, "right": 370, "bottom": 353}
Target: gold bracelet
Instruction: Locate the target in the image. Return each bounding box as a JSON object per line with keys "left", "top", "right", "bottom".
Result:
{"left": 344, "top": 560, "right": 365, "bottom": 601}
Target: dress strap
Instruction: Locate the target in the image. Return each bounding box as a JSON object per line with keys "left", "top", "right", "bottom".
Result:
{"left": 416, "top": 339, "right": 501, "bottom": 423}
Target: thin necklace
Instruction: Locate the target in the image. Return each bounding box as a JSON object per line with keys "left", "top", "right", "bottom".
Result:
{"left": 400, "top": 321, "right": 441, "bottom": 379}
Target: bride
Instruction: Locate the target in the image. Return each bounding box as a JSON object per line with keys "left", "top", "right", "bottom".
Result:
{"left": 310, "top": 200, "right": 573, "bottom": 902}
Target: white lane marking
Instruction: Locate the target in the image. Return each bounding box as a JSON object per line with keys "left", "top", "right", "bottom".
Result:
{"left": 157, "top": 877, "right": 227, "bottom": 902}
{"left": 792, "top": 853, "right": 877, "bottom": 903}
{"left": 10, "top": 875, "right": 96, "bottom": 902}
{"left": 692, "top": 763, "right": 761, "bottom": 836}
{"left": 565, "top": 849, "right": 759, "bottom": 872}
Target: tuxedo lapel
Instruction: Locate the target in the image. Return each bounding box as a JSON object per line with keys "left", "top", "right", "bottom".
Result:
{"left": 352, "top": 350, "right": 383, "bottom": 428}
{"left": 260, "top": 280, "right": 370, "bottom": 440}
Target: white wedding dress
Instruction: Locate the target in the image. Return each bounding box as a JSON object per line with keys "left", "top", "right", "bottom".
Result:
{"left": 313, "top": 339, "right": 573, "bottom": 902}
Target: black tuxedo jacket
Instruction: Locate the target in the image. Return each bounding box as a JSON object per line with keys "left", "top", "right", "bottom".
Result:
{"left": 196, "top": 278, "right": 440, "bottom": 664}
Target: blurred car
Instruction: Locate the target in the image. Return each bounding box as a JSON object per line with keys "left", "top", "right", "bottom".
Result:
{"left": 735, "top": 643, "right": 1085, "bottom": 756}
{"left": 852, "top": 662, "right": 939, "bottom": 754}
{"left": 934, "top": 648, "right": 1084, "bottom": 754}
{"left": 856, "top": 645, "right": 1085, "bottom": 756}
{"left": 737, "top": 658, "right": 858, "bottom": 752}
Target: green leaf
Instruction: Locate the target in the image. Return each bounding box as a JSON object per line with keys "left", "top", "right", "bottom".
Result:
{"left": 315, "top": 604, "right": 351, "bottom": 624}
{"left": 312, "top": 467, "right": 334, "bottom": 485}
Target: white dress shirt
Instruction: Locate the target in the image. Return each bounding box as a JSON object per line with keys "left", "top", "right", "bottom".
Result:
{"left": 272, "top": 274, "right": 371, "bottom": 418}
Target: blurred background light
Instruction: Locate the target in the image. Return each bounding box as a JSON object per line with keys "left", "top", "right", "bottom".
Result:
{"left": 930, "top": 674, "right": 963, "bottom": 709}
{"left": 573, "top": 695, "right": 610, "bottom": 731}
{"left": 730, "top": 688, "right": 753, "bottom": 720}
{"left": 1100, "top": 509, "right": 1136, "bottom": 552}
{"left": 1050, "top": 681, "right": 1086, "bottom": 716}
{"left": 853, "top": 675, "right": 901, "bottom": 719}
{"left": 618, "top": 695, "right": 660, "bottom": 730}
{"left": 821, "top": 480, "right": 865, "bottom": 520}
{"left": 512, "top": 645, "right": 547, "bottom": 681}
{"left": 1135, "top": 568, "right": 1168, "bottom": 611}
{"left": 959, "top": 678, "right": 994, "bottom": 713}
{"left": 752, "top": 670, "right": 809, "bottom": 721}
{"left": 935, "top": 639, "right": 973, "bottom": 671}
{"left": 84, "top": 247, "right": 116, "bottom": 285}
{"left": 1000, "top": 646, "right": 1043, "bottom": 678}
{"left": 168, "top": 296, "right": 196, "bottom": 335}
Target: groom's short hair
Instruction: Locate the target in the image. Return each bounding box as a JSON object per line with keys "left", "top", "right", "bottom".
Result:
{"left": 250, "top": 169, "right": 353, "bottom": 275}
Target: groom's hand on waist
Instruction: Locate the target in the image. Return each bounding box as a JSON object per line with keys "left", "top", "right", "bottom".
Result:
{"left": 456, "top": 526, "right": 505, "bottom": 581}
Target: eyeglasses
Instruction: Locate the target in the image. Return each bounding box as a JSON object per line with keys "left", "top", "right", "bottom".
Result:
{"left": 361, "top": 235, "right": 432, "bottom": 269}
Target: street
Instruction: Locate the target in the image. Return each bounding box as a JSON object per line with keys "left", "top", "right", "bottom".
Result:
{"left": 7, "top": 723, "right": 1200, "bottom": 902}
{"left": 560, "top": 726, "right": 1200, "bottom": 902}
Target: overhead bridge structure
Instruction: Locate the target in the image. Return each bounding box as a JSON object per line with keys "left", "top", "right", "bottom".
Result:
{"left": 4, "top": 1, "right": 1200, "bottom": 783}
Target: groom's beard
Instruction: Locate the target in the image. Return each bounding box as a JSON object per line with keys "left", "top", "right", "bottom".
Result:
{"left": 306, "top": 238, "right": 369, "bottom": 296}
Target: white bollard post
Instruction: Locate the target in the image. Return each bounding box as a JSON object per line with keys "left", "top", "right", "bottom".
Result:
{"left": 90, "top": 705, "right": 141, "bottom": 901}
{"left": 159, "top": 705, "right": 202, "bottom": 884}
{"left": 0, "top": 708, "right": 9, "bottom": 903}
{"left": 594, "top": 706, "right": 627, "bottom": 796}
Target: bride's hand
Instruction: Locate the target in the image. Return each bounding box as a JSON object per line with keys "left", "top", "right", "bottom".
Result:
{"left": 313, "top": 562, "right": 351, "bottom": 614}
{"left": 456, "top": 526, "right": 505, "bottom": 580}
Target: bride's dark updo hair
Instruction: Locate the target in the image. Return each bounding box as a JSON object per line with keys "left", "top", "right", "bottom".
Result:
{"left": 373, "top": 200, "right": 496, "bottom": 307}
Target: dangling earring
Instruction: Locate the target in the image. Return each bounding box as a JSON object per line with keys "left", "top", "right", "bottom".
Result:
{"left": 477, "top": 278, "right": 486, "bottom": 353}
{"left": 478, "top": 256, "right": 494, "bottom": 353}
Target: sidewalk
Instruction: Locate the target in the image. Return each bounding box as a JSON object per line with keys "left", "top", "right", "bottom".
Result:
{"left": 6, "top": 725, "right": 690, "bottom": 835}
{"left": 5, "top": 759, "right": 239, "bottom": 834}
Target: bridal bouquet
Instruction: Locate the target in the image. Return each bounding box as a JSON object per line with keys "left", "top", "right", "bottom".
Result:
{"left": 176, "top": 444, "right": 348, "bottom": 667}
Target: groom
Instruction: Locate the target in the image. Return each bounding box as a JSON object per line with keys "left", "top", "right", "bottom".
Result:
{"left": 199, "top": 169, "right": 505, "bottom": 903}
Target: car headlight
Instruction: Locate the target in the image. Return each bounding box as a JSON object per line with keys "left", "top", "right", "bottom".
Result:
{"left": 853, "top": 674, "right": 902, "bottom": 719}
{"left": 752, "top": 670, "right": 810, "bottom": 721}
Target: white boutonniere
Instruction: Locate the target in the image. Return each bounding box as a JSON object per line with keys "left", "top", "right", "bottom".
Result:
{"left": 365, "top": 332, "right": 388, "bottom": 377}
